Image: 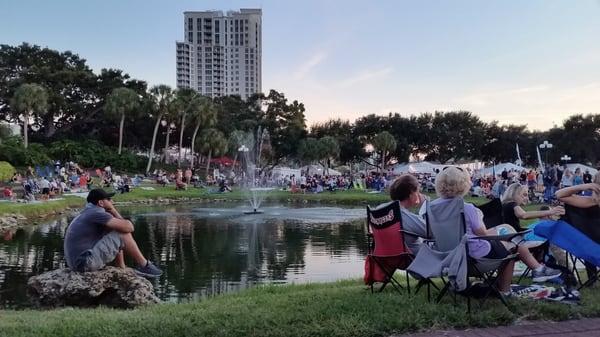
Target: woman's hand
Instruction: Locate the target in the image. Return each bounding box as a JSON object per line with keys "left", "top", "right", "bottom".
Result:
{"left": 551, "top": 206, "right": 565, "bottom": 216}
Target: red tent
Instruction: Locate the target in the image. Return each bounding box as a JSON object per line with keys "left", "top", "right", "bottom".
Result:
{"left": 209, "top": 156, "right": 237, "bottom": 166}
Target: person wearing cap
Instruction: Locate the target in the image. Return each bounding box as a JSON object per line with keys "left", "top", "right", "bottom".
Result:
{"left": 64, "top": 188, "right": 162, "bottom": 277}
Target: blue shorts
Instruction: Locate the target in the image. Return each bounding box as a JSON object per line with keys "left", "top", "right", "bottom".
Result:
{"left": 74, "top": 231, "right": 123, "bottom": 272}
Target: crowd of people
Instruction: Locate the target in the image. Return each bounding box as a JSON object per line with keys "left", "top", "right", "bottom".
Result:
{"left": 384, "top": 165, "right": 600, "bottom": 296}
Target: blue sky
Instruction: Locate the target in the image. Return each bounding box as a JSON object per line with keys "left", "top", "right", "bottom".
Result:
{"left": 2, "top": 0, "right": 600, "bottom": 130}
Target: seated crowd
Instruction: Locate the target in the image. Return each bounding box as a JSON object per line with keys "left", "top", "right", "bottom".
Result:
{"left": 386, "top": 166, "right": 600, "bottom": 296}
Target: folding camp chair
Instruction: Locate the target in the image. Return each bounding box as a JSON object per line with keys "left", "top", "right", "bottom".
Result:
{"left": 364, "top": 201, "right": 414, "bottom": 294}
{"left": 560, "top": 204, "right": 600, "bottom": 289}
{"left": 476, "top": 198, "right": 503, "bottom": 229}
{"left": 410, "top": 198, "right": 522, "bottom": 311}
{"left": 477, "top": 198, "right": 548, "bottom": 284}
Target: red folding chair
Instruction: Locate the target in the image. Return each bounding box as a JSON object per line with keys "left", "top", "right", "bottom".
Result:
{"left": 364, "top": 201, "right": 414, "bottom": 293}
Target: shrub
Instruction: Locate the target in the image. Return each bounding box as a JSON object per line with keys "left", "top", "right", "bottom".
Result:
{"left": 0, "top": 138, "right": 52, "bottom": 167}
{"left": 0, "top": 161, "right": 16, "bottom": 182}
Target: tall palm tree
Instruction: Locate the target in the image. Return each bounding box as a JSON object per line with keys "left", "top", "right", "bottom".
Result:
{"left": 198, "top": 128, "right": 228, "bottom": 178}
{"left": 10, "top": 83, "right": 48, "bottom": 148}
{"left": 174, "top": 88, "right": 203, "bottom": 167}
{"left": 319, "top": 136, "right": 340, "bottom": 175}
{"left": 372, "top": 131, "right": 397, "bottom": 172}
{"left": 146, "top": 84, "right": 174, "bottom": 173}
{"left": 189, "top": 98, "right": 217, "bottom": 169}
{"left": 105, "top": 87, "right": 140, "bottom": 155}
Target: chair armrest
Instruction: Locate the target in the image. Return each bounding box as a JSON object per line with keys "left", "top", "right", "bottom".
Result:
{"left": 399, "top": 229, "right": 426, "bottom": 238}
{"left": 475, "top": 230, "right": 531, "bottom": 243}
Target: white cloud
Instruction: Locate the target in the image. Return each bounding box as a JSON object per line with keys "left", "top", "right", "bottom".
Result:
{"left": 338, "top": 67, "right": 394, "bottom": 88}
{"left": 292, "top": 51, "right": 328, "bottom": 80}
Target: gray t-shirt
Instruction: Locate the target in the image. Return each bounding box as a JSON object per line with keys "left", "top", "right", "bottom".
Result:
{"left": 64, "top": 203, "right": 113, "bottom": 269}
{"left": 400, "top": 207, "right": 427, "bottom": 253}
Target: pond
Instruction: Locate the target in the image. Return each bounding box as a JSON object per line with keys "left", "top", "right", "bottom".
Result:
{"left": 0, "top": 203, "right": 369, "bottom": 307}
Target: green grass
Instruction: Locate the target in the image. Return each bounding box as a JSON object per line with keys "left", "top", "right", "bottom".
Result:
{"left": 0, "top": 196, "right": 84, "bottom": 218}
{"left": 0, "top": 279, "right": 598, "bottom": 337}
{"left": 112, "top": 185, "right": 493, "bottom": 205}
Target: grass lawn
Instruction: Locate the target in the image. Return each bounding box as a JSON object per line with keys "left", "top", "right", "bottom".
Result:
{"left": 111, "top": 185, "right": 491, "bottom": 205}
{"left": 0, "top": 196, "right": 84, "bottom": 218}
{"left": 0, "top": 279, "right": 599, "bottom": 337}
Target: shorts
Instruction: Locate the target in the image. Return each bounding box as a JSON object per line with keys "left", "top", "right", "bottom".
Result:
{"left": 483, "top": 240, "right": 510, "bottom": 259}
{"left": 74, "top": 231, "right": 124, "bottom": 272}
{"left": 42, "top": 188, "right": 50, "bottom": 195}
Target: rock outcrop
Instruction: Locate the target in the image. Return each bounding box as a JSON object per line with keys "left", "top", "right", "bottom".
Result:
{"left": 27, "top": 266, "right": 160, "bottom": 308}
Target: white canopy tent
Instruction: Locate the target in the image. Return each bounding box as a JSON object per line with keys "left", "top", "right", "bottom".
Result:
{"left": 481, "top": 162, "right": 527, "bottom": 176}
{"left": 270, "top": 167, "right": 301, "bottom": 180}
{"left": 392, "top": 161, "right": 442, "bottom": 175}
{"left": 566, "top": 163, "right": 598, "bottom": 175}
{"left": 301, "top": 165, "right": 342, "bottom": 176}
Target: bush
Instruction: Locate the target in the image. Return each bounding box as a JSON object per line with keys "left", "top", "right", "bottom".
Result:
{"left": 0, "top": 161, "right": 16, "bottom": 183}
{"left": 0, "top": 138, "right": 52, "bottom": 167}
{"left": 48, "top": 139, "right": 146, "bottom": 172}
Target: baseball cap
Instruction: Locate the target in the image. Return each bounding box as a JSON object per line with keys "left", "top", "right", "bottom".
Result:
{"left": 87, "top": 188, "right": 116, "bottom": 204}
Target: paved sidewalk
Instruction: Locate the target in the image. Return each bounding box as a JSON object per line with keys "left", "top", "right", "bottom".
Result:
{"left": 395, "top": 318, "right": 600, "bottom": 337}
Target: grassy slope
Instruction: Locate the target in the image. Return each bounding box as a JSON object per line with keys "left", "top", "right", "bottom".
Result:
{"left": 0, "top": 196, "right": 84, "bottom": 218}
{"left": 1, "top": 280, "right": 599, "bottom": 337}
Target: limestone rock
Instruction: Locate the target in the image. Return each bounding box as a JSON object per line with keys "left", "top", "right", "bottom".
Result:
{"left": 27, "top": 266, "right": 160, "bottom": 308}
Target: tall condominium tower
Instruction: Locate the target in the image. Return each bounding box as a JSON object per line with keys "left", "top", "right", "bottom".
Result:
{"left": 176, "top": 9, "right": 262, "bottom": 99}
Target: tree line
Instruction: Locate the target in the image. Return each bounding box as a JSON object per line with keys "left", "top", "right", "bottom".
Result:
{"left": 1, "top": 43, "right": 599, "bottom": 172}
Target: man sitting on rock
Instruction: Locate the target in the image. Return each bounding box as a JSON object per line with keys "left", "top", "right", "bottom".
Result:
{"left": 64, "top": 188, "right": 162, "bottom": 278}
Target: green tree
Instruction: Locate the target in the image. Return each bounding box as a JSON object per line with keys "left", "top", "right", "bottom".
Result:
{"left": 174, "top": 88, "right": 204, "bottom": 167}
{"left": 189, "top": 97, "right": 217, "bottom": 169}
{"left": 262, "top": 90, "right": 307, "bottom": 163}
{"left": 372, "top": 131, "right": 397, "bottom": 171}
{"left": 104, "top": 87, "right": 140, "bottom": 155}
{"left": 297, "top": 137, "right": 324, "bottom": 165}
{"left": 310, "top": 119, "right": 364, "bottom": 164}
{"left": 10, "top": 83, "right": 48, "bottom": 148}
{"left": 198, "top": 128, "right": 228, "bottom": 177}
{"left": 146, "top": 84, "right": 174, "bottom": 173}
{"left": 318, "top": 136, "right": 340, "bottom": 174}
{"left": 0, "top": 124, "right": 12, "bottom": 143}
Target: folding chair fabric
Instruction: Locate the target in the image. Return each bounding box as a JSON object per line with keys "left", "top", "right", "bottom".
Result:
{"left": 426, "top": 198, "right": 465, "bottom": 252}
{"left": 364, "top": 201, "right": 413, "bottom": 291}
{"left": 533, "top": 220, "right": 600, "bottom": 268}
{"left": 563, "top": 204, "right": 600, "bottom": 244}
{"left": 476, "top": 198, "right": 503, "bottom": 229}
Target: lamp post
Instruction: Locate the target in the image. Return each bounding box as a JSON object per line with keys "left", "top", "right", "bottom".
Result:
{"left": 539, "top": 141, "right": 553, "bottom": 168}
{"left": 561, "top": 155, "right": 571, "bottom": 167}
{"left": 161, "top": 120, "right": 176, "bottom": 164}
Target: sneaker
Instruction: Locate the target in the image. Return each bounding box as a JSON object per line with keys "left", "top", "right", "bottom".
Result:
{"left": 532, "top": 266, "right": 562, "bottom": 283}
{"left": 134, "top": 261, "right": 163, "bottom": 278}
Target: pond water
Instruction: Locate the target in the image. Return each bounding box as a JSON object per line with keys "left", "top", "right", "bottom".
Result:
{"left": 0, "top": 203, "right": 368, "bottom": 307}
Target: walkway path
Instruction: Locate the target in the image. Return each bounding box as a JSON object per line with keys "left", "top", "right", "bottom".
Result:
{"left": 395, "top": 318, "right": 600, "bottom": 337}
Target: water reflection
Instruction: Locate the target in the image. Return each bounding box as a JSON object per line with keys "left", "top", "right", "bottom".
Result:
{"left": 0, "top": 203, "right": 368, "bottom": 307}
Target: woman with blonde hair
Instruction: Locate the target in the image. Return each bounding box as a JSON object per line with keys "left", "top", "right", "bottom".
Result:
{"left": 431, "top": 167, "right": 516, "bottom": 294}
{"left": 501, "top": 182, "right": 564, "bottom": 282}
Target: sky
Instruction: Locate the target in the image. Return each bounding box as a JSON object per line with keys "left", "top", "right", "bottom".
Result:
{"left": 2, "top": 0, "right": 600, "bottom": 131}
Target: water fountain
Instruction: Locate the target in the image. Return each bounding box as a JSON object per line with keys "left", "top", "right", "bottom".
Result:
{"left": 238, "top": 127, "right": 273, "bottom": 214}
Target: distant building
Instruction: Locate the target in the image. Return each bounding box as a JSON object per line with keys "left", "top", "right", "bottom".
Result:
{"left": 176, "top": 8, "right": 262, "bottom": 100}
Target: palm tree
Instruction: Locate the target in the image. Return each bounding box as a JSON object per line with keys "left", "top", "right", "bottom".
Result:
{"left": 174, "top": 88, "right": 203, "bottom": 167}
{"left": 189, "top": 98, "right": 217, "bottom": 169}
{"left": 105, "top": 87, "right": 140, "bottom": 155}
{"left": 10, "top": 83, "right": 48, "bottom": 148}
{"left": 318, "top": 136, "right": 340, "bottom": 175}
{"left": 372, "top": 131, "right": 397, "bottom": 172}
{"left": 146, "top": 84, "right": 175, "bottom": 173}
{"left": 198, "top": 128, "right": 228, "bottom": 178}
